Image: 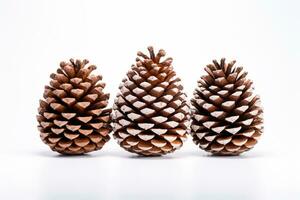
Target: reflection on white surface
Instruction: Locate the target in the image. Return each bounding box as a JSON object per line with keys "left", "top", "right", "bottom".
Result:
{"left": 1, "top": 134, "right": 300, "bottom": 200}
{"left": 36, "top": 151, "right": 262, "bottom": 200}
{"left": 1, "top": 142, "right": 298, "bottom": 200}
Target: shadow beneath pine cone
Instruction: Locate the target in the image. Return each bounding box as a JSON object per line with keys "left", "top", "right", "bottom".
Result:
{"left": 33, "top": 150, "right": 98, "bottom": 158}
{"left": 94, "top": 151, "right": 184, "bottom": 160}
{"left": 193, "top": 151, "right": 265, "bottom": 159}
{"left": 32, "top": 149, "right": 266, "bottom": 159}
{"left": 127, "top": 155, "right": 181, "bottom": 160}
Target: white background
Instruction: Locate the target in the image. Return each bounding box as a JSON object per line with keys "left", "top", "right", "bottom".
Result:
{"left": 0, "top": 0, "right": 299, "bottom": 199}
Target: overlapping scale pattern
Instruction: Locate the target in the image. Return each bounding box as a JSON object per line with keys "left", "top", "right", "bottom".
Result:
{"left": 112, "top": 47, "right": 190, "bottom": 156}
{"left": 191, "top": 58, "right": 263, "bottom": 155}
{"left": 37, "top": 59, "right": 112, "bottom": 154}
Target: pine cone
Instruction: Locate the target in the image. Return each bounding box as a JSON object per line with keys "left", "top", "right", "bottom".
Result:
{"left": 191, "top": 58, "right": 263, "bottom": 155}
{"left": 37, "top": 59, "right": 112, "bottom": 155}
{"left": 112, "top": 47, "right": 190, "bottom": 156}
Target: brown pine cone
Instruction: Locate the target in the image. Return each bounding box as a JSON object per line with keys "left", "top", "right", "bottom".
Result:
{"left": 191, "top": 58, "right": 263, "bottom": 155}
{"left": 37, "top": 59, "right": 112, "bottom": 155}
{"left": 112, "top": 46, "right": 190, "bottom": 156}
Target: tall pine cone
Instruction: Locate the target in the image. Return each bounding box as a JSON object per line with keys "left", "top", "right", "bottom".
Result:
{"left": 191, "top": 58, "right": 263, "bottom": 155}
{"left": 37, "top": 59, "right": 112, "bottom": 155}
{"left": 112, "top": 47, "right": 190, "bottom": 156}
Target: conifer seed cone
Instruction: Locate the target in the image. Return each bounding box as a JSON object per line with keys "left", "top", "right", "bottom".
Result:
{"left": 112, "top": 47, "right": 190, "bottom": 156}
{"left": 37, "top": 59, "right": 112, "bottom": 155}
{"left": 191, "top": 58, "right": 263, "bottom": 155}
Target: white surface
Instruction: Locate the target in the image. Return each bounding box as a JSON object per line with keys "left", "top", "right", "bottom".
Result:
{"left": 0, "top": 0, "right": 299, "bottom": 199}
